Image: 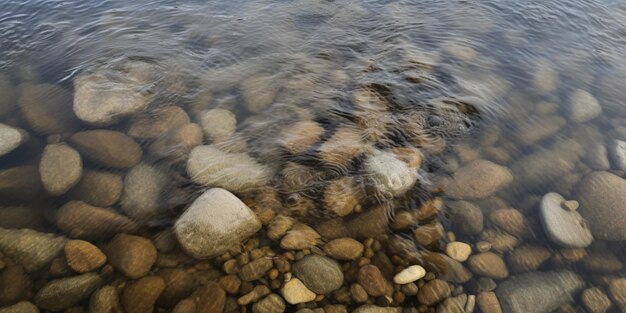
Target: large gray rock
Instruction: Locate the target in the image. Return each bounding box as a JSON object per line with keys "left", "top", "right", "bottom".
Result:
{"left": 495, "top": 271, "right": 584, "bottom": 313}
{"left": 39, "top": 143, "right": 82, "bottom": 196}
{"left": 539, "top": 192, "right": 593, "bottom": 248}
{"left": 445, "top": 160, "right": 513, "bottom": 199}
{"left": 187, "top": 145, "right": 271, "bottom": 193}
{"left": 0, "top": 228, "right": 67, "bottom": 272}
{"left": 575, "top": 171, "right": 626, "bottom": 240}
{"left": 292, "top": 254, "right": 344, "bottom": 294}
{"left": 174, "top": 188, "right": 262, "bottom": 258}
{"left": 0, "top": 124, "right": 27, "bottom": 157}
{"left": 34, "top": 273, "right": 103, "bottom": 311}
{"left": 363, "top": 149, "right": 418, "bottom": 197}
{"left": 120, "top": 163, "right": 170, "bottom": 221}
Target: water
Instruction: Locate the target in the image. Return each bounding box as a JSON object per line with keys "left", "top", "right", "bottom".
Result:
{"left": 0, "top": 0, "right": 625, "bottom": 312}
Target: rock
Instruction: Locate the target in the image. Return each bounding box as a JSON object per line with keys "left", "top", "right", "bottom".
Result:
{"left": 281, "top": 278, "right": 316, "bottom": 305}
{"left": 468, "top": 252, "right": 508, "bottom": 279}
{"left": 417, "top": 279, "right": 451, "bottom": 306}
{"left": 393, "top": 265, "right": 426, "bottom": 284}
{"left": 292, "top": 254, "right": 344, "bottom": 294}
{"left": 198, "top": 109, "right": 236, "bottom": 143}
{"left": 127, "top": 106, "right": 189, "bottom": 139}
{"left": 121, "top": 276, "right": 165, "bottom": 313}
{"left": 56, "top": 201, "right": 138, "bottom": 240}
{"left": 237, "top": 285, "right": 271, "bottom": 306}
{"left": 445, "top": 242, "right": 472, "bottom": 262}
{"left": 505, "top": 245, "right": 551, "bottom": 273}
{"left": 0, "top": 264, "right": 33, "bottom": 306}
{"left": 69, "top": 130, "right": 141, "bottom": 169}
{"left": 608, "top": 139, "right": 626, "bottom": 171}
{"left": 489, "top": 209, "right": 526, "bottom": 238}
{"left": 352, "top": 305, "right": 401, "bottom": 313}
{"left": 252, "top": 294, "right": 285, "bottom": 313}
{"left": 476, "top": 292, "right": 502, "bottom": 313}
{"left": 581, "top": 287, "right": 612, "bottom": 313}
{"left": 267, "top": 215, "right": 295, "bottom": 241}
{"left": 279, "top": 121, "right": 324, "bottom": 155}
{"left": 0, "top": 228, "right": 66, "bottom": 273}
{"left": 64, "top": 240, "right": 106, "bottom": 273}
{"left": 510, "top": 142, "right": 581, "bottom": 191}
{"left": 539, "top": 192, "right": 593, "bottom": 247}
{"left": 39, "top": 143, "right": 82, "bottom": 195}
{"left": 345, "top": 205, "right": 389, "bottom": 239}
{"left": 495, "top": 271, "right": 584, "bottom": 313}
{"left": 363, "top": 149, "right": 418, "bottom": 197}
{"left": 584, "top": 142, "right": 610, "bottom": 170}
{"left": 513, "top": 115, "right": 565, "bottom": 146}
{"left": 192, "top": 282, "right": 225, "bottom": 313}
{"left": 317, "top": 127, "right": 371, "bottom": 166}
{"left": 444, "top": 200, "right": 484, "bottom": 235}
{"left": 575, "top": 171, "right": 626, "bottom": 240}
{"left": 73, "top": 63, "right": 156, "bottom": 126}
{"left": 580, "top": 246, "right": 624, "bottom": 273}
{"left": 322, "top": 238, "right": 363, "bottom": 261}
{"left": 322, "top": 176, "right": 362, "bottom": 217}
{"left": 89, "top": 286, "right": 121, "bottom": 313}
{"left": 0, "top": 166, "right": 44, "bottom": 201}
{"left": 172, "top": 299, "right": 195, "bottom": 313}
{"left": 280, "top": 223, "right": 320, "bottom": 250}
{"left": 18, "top": 83, "right": 79, "bottom": 134}
{"left": 105, "top": 234, "right": 157, "bottom": 279}
{"left": 155, "top": 269, "right": 195, "bottom": 308}
{"left": 0, "top": 207, "right": 43, "bottom": 230}
{"left": 238, "top": 257, "right": 273, "bottom": 282}
{"left": 608, "top": 279, "right": 626, "bottom": 312}
{"left": 0, "top": 74, "right": 16, "bottom": 118}
{"left": 437, "top": 294, "right": 467, "bottom": 313}
{"left": 148, "top": 123, "right": 203, "bottom": 161}
{"left": 445, "top": 160, "right": 513, "bottom": 199}
{"left": 187, "top": 145, "right": 271, "bottom": 193}
{"left": 0, "top": 124, "right": 27, "bottom": 157}
{"left": 120, "top": 163, "right": 171, "bottom": 221}
{"left": 174, "top": 188, "right": 262, "bottom": 259}
{"left": 480, "top": 230, "right": 519, "bottom": 253}
{"left": 69, "top": 170, "right": 123, "bottom": 207}
{"left": 532, "top": 60, "right": 559, "bottom": 95}
{"left": 567, "top": 89, "right": 602, "bottom": 122}
{"left": 241, "top": 75, "right": 278, "bottom": 114}
{"left": 0, "top": 302, "right": 39, "bottom": 313}
{"left": 357, "top": 265, "right": 391, "bottom": 297}
{"left": 34, "top": 273, "right": 102, "bottom": 311}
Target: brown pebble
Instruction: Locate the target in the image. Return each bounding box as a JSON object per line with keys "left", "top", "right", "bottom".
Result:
{"left": 148, "top": 123, "right": 203, "bottom": 162}
{"left": 581, "top": 287, "right": 612, "bottom": 313}
{"left": 414, "top": 223, "right": 445, "bottom": 248}
{"left": 323, "top": 238, "right": 364, "bottom": 261}
{"left": 127, "top": 106, "right": 190, "bottom": 139}
{"left": 280, "top": 223, "right": 321, "bottom": 250}
{"left": 480, "top": 230, "right": 519, "bottom": 253}
{"left": 468, "top": 252, "right": 508, "bottom": 279}
{"left": 0, "top": 207, "right": 43, "bottom": 230}
{"left": 237, "top": 285, "right": 270, "bottom": 306}
{"left": 252, "top": 293, "right": 285, "bottom": 313}
{"left": 0, "top": 301, "right": 39, "bottom": 313}
{"left": 489, "top": 209, "right": 526, "bottom": 238}
{"left": 192, "top": 282, "right": 226, "bottom": 313}
{"left": 69, "top": 170, "right": 123, "bottom": 207}
{"left": 350, "top": 284, "right": 369, "bottom": 303}
{"left": 581, "top": 248, "right": 624, "bottom": 273}
{"left": 279, "top": 121, "right": 324, "bottom": 155}
{"left": 476, "top": 292, "right": 502, "bottom": 313}
{"left": 238, "top": 257, "right": 273, "bottom": 282}
{"left": 172, "top": 298, "right": 196, "bottom": 313}
{"left": 417, "top": 279, "right": 451, "bottom": 306}
{"left": 506, "top": 245, "right": 551, "bottom": 273}
{"left": 156, "top": 268, "right": 195, "bottom": 308}
{"left": 357, "top": 265, "right": 391, "bottom": 297}
{"left": 609, "top": 278, "right": 626, "bottom": 312}
{"left": 0, "top": 263, "right": 33, "bottom": 306}
{"left": 69, "top": 130, "right": 142, "bottom": 169}
{"left": 56, "top": 201, "right": 138, "bottom": 240}
{"left": 219, "top": 275, "right": 242, "bottom": 295}
{"left": 105, "top": 234, "right": 157, "bottom": 279}
{"left": 64, "top": 240, "right": 106, "bottom": 273}
{"left": 89, "top": 285, "right": 121, "bottom": 313}
{"left": 122, "top": 276, "right": 165, "bottom": 313}
{"left": 318, "top": 127, "right": 370, "bottom": 166}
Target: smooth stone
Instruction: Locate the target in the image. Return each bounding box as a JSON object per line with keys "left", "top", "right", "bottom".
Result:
{"left": 39, "top": 143, "right": 82, "bottom": 196}
{"left": 532, "top": 60, "right": 559, "bottom": 95}
{"left": 241, "top": 75, "right": 278, "bottom": 113}
{"left": 488, "top": 209, "right": 526, "bottom": 238}
{"left": 0, "top": 207, "right": 43, "bottom": 230}
{"left": 187, "top": 145, "right": 271, "bottom": 193}
{"left": 363, "top": 149, "right": 418, "bottom": 197}
{"left": 89, "top": 286, "right": 121, "bottom": 313}
{"left": 495, "top": 271, "right": 584, "bottom": 313}
{"left": 437, "top": 294, "right": 467, "bottom": 313}
{"left": 127, "top": 106, "right": 189, "bottom": 139}
{"left": 608, "top": 139, "right": 626, "bottom": 171}
{"left": 393, "top": 265, "right": 426, "bottom": 284}
{"left": 174, "top": 188, "right": 262, "bottom": 259}
{"left": 505, "top": 245, "right": 551, "bottom": 273}
{"left": 444, "top": 200, "right": 484, "bottom": 235}
{"left": 267, "top": 215, "right": 295, "bottom": 241}
{"left": 69, "top": 130, "right": 142, "bottom": 169}
{"left": 73, "top": 63, "right": 156, "bottom": 126}
{"left": 0, "top": 302, "right": 39, "bottom": 313}
{"left": 580, "top": 246, "right": 624, "bottom": 273}
{"left": 539, "top": 192, "right": 593, "bottom": 248}
{"left": 608, "top": 279, "right": 626, "bottom": 312}
{"left": 567, "top": 89, "right": 602, "bottom": 122}
{"left": 0, "top": 166, "right": 44, "bottom": 201}
{"left": 445, "top": 242, "right": 472, "bottom": 262}
{"left": 468, "top": 252, "right": 508, "bottom": 279}
{"left": 105, "top": 234, "right": 157, "bottom": 279}
{"left": 251, "top": 294, "right": 285, "bottom": 313}
{"left": 56, "top": 201, "right": 138, "bottom": 240}
{"left": 477, "top": 292, "right": 503, "bottom": 313}
{"left": 510, "top": 141, "right": 581, "bottom": 191}
{"left": 238, "top": 258, "right": 273, "bottom": 282}
{"left": 417, "top": 279, "right": 451, "bottom": 306}
{"left": 18, "top": 83, "right": 80, "bottom": 134}
{"left": 575, "top": 171, "right": 626, "bottom": 240}
{"left": 281, "top": 278, "right": 316, "bottom": 305}
{"left": 445, "top": 160, "right": 513, "bottom": 199}
{"left": 292, "top": 255, "right": 344, "bottom": 294}
{"left": 64, "top": 240, "right": 107, "bottom": 273}
{"left": 198, "top": 109, "right": 236, "bottom": 143}
{"left": 357, "top": 265, "right": 391, "bottom": 297}
{"left": 0, "top": 264, "right": 33, "bottom": 306}
{"left": 69, "top": 170, "right": 123, "bottom": 207}
{"left": 279, "top": 121, "right": 324, "bottom": 155}
{"left": 0, "top": 124, "right": 27, "bottom": 157}
{"left": 193, "top": 282, "right": 225, "bottom": 313}
{"left": 34, "top": 273, "right": 102, "bottom": 311}
{"left": 513, "top": 115, "right": 565, "bottom": 146}
{"left": 120, "top": 163, "right": 171, "bottom": 221}
{"left": 352, "top": 305, "right": 402, "bottom": 313}
{"left": 581, "top": 287, "right": 612, "bottom": 313}
{"left": 279, "top": 223, "right": 320, "bottom": 250}
{"left": 155, "top": 269, "right": 195, "bottom": 308}
{"left": 121, "top": 276, "right": 166, "bottom": 313}
{"left": 584, "top": 142, "right": 610, "bottom": 170}
{"left": 148, "top": 123, "right": 203, "bottom": 161}
{"left": 0, "top": 228, "right": 66, "bottom": 273}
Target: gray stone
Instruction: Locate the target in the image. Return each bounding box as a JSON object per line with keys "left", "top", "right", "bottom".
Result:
{"left": 352, "top": 305, "right": 402, "bottom": 313}
{"left": 120, "top": 163, "right": 170, "bottom": 221}
{"left": 198, "top": 109, "right": 237, "bottom": 143}
{"left": 18, "top": 83, "right": 80, "bottom": 134}
{"left": 445, "top": 160, "right": 513, "bottom": 199}
{"left": 495, "top": 271, "right": 584, "bottom": 313}
{"left": 575, "top": 171, "right": 626, "bottom": 240}
{"left": 174, "top": 188, "right": 262, "bottom": 258}
{"left": 363, "top": 149, "right": 419, "bottom": 197}
{"left": 39, "top": 143, "right": 83, "bottom": 196}
{"left": 0, "top": 302, "right": 39, "bottom": 313}
{"left": 0, "top": 124, "right": 27, "bottom": 157}
{"left": 34, "top": 273, "right": 103, "bottom": 311}
{"left": 567, "top": 89, "right": 602, "bottom": 123}
{"left": 0, "top": 228, "right": 66, "bottom": 273}
{"left": 444, "top": 200, "right": 484, "bottom": 235}
{"left": 583, "top": 142, "right": 610, "bottom": 170}
{"left": 608, "top": 139, "right": 626, "bottom": 171}
{"left": 292, "top": 254, "right": 344, "bottom": 294}
{"left": 187, "top": 145, "right": 271, "bottom": 193}
{"left": 539, "top": 192, "right": 593, "bottom": 248}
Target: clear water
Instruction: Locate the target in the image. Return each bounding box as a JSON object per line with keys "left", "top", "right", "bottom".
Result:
{"left": 0, "top": 0, "right": 625, "bottom": 312}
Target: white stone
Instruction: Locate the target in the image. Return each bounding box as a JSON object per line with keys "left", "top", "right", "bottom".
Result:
{"left": 187, "top": 145, "right": 271, "bottom": 193}
{"left": 281, "top": 278, "right": 317, "bottom": 304}
{"left": 393, "top": 265, "right": 426, "bottom": 284}
{"left": 39, "top": 143, "right": 82, "bottom": 196}
{"left": 120, "top": 163, "right": 170, "bottom": 221}
{"left": 567, "top": 89, "right": 602, "bottom": 123}
{"left": 198, "top": 109, "right": 236, "bottom": 143}
{"left": 445, "top": 241, "right": 472, "bottom": 262}
{"left": 608, "top": 139, "right": 626, "bottom": 171}
{"left": 364, "top": 149, "right": 418, "bottom": 197}
{"left": 174, "top": 188, "right": 262, "bottom": 259}
{"left": 540, "top": 192, "right": 593, "bottom": 248}
{"left": 0, "top": 123, "right": 27, "bottom": 156}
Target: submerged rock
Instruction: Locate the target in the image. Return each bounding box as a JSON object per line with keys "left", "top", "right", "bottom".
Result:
{"left": 120, "top": 163, "right": 171, "bottom": 221}
{"left": 608, "top": 139, "right": 626, "bottom": 171}
{"left": 575, "top": 171, "right": 626, "bottom": 240}
{"left": 69, "top": 130, "right": 142, "bottom": 169}
{"left": 105, "top": 234, "right": 157, "bottom": 279}
{"left": 69, "top": 170, "right": 123, "bottom": 207}
{"left": 567, "top": 89, "right": 602, "bottom": 123}
{"left": 0, "top": 228, "right": 67, "bottom": 273}
{"left": 34, "top": 273, "right": 102, "bottom": 311}
{"left": 0, "top": 124, "right": 27, "bottom": 157}
{"left": 445, "top": 160, "right": 512, "bottom": 199}
{"left": 539, "top": 192, "right": 593, "bottom": 247}
{"left": 56, "top": 201, "right": 138, "bottom": 240}
{"left": 363, "top": 149, "right": 419, "bottom": 197}
{"left": 18, "top": 83, "right": 80, "bottom": 134}
{"left": 39, "top": 143, "right": 82, "bottom": 196}
{"left": 292, "top": 254, "right": 344, "bottom": 294}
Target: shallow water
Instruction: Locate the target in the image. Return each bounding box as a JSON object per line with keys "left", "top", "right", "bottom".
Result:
{"left": 0, "top": 0, "right": 625, "bottom": 312}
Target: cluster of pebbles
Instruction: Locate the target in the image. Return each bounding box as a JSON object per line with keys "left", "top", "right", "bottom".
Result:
{"left": 0, "top": 47, "right": 625, "bottom": 313}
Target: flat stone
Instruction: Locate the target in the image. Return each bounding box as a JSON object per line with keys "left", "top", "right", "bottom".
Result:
{"left": 56, "top": 201, "right": 138, "bottom": 240}
{"left": 121, "top": 276, "right": 165, "bottom": 313}
{"left": 174, "top": 188, "right": 262, "bottom": 259}
{"left": 363, "top": 149, "right": 418, "bottom": 197}
{"left": 64, "top": 240, "right": 106, "bottom": 273}
{"left": 187, "top": 145, "right": 271, "bottom": 193}
{"left": 0, "top": 228, "right": 66, "bottom": 273}
{"left": 539, "top": 192, "right": 593, "bottom": 248}
{"left": 567, "top": 89, "right": 602, "bottom": 122}
{"left": 495, "top": 271, "right": 584, "bottom": 313}
{"left": 278, "top": 121, "right": 324, "bottom": 155}
{"left": 0, "top": 302, "right": 39, "bottom": 313}
{"left": 292, "top": 255, "right": 344, "bottom": 294}
{"left": 323, "top": 238, "right": 364, "bottom": 261}
{"left": 34, "top": 273, "right": 102, "bottom": 311}
{"left": 105, "top": 234, "right": 157, "bottom": 279}
{"left": 608, "top": 139, "right": 626, "bottom": 171}
{"left": 148, "top": 123, "right": 203, "bottom": 161}
{"left": 120, "top": 163, "right": 171, "bottom": 221}
{"left": 476, "top": 292, "right": 502, "bottom": 313}
{"left": 69, "top": 170, "right": 123, "bottom": 207}
{"left": 445, "top": 160, "right": 513, "bottom": 200}
{"left": 242, "top": 75, "right": 278, "bottom": 113}
{"left": 281, "top": 278, "right": 316, "bottom": 305}
{"left": 0, "top": 124, "right": 27, "bottom": 157}
{"left": 69, "top": 130, "right": 142, "bottom": 169}
{"left": 575, "top": 171, "right": 626, "bottom": 240}
{"left": 127, "top": 106, "right": 189, "bottom": 139}
{"left": 18, "top": 83, "right": 80, "bottom": 134}
{"left": 39, "top": 143, "right": 82, "bottom": 196}
{"left": 488, "top": 209, "right": 526, "bottom": 238}
{"left": 393, "top": 265, "right": 426, "bottom": 284}
{"left": 198, "top": 109, "right": 236, "bottom": 143}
